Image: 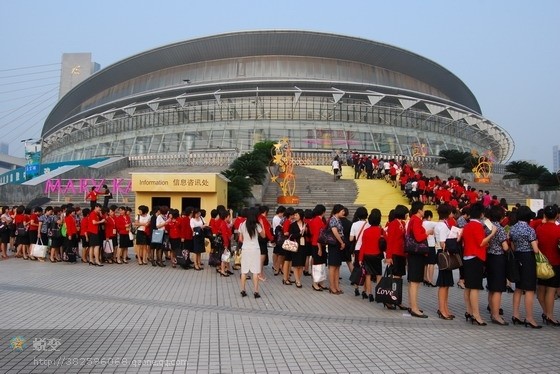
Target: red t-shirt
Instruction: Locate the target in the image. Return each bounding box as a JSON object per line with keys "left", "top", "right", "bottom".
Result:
{"left": 536, "top": 222, "right": 560, "bottom": 266}
{"left": 105, "top": 215, "right": 116, "bottom": 239}
{"left": 179, "top": 216, "right": 193, "bottom": 240}
{"left": 386, "top": 219, "right": 406, "bottom": 258}
{"left": 28, "top": 213, "right": 39, "bottom": 232}
{"left": 167, "top": 219, "right": 181, "bottom": 239}
{"left": 86, "top": 190, "right": 98, "bottom": 202}
{"left": 308, "top": 216, "right": 325, "bottom": 246}
{"left": 462, "top": 220, "right": 487, "bottom": 261}
{"left": 115, "top": 214, "right": 130, "bottom": 235}
{"left": 87, "top": 211, "right": 100, "bottom": 234}
{"left": 65, "top": 215, "right": 78, "bottom": 237}
{"left": 359, "top": 226, "right": 384, "bottom": 261}
{"left": 80, "top": 216, "right": 89, "bottom": 236}
{"left": 258, "top": 215, "right": 274, "bottom": 241}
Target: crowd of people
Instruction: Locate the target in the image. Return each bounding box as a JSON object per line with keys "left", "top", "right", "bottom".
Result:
{"left": 1, "top": 176, "right": 559, "bottom": 326}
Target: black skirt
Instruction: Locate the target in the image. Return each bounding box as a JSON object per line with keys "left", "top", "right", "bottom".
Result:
{"left": 391, "top": 254, "right": 407, "bottom": 277}
{"left": 538, "top": 265, "right": 560, "bottom": 288}
{"left": 486, "top": 253, "right": 507, "bottom": 292}
{"left": 311, "top": 245, "right": 327, "bottom": 265}
{"left": 327, "top": 243, "right": 343, "bottom": 266}
{"left": 436, "top": 268, "right": 454, "bottom": 287}
{"left": 363, "top": 254, "right": 382, "bottom": 277}
{"left": 463, "top": 257, "right": 484, "bottom": 290}
{"left": 407, "top": 253, "right": 426, "bottom": 283}
{"left": 291, "top": 245, "right": 307, "bottom": 267}
{"left": 515, "top": 251, "right": 537, "bottom": 291}
{"left": 191, "top": 236, "right": 205, "bottom": 253}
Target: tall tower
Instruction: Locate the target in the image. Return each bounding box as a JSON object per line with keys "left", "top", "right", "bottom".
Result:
{"left": 553, "top": 145, "right": 560, "bottom": 172}
{"left": 59, "top": 53, "right": 100, "bottom": 99}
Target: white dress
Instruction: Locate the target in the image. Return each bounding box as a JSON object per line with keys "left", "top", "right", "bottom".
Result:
{"left": 239, "top": 222, "right": 262, "bottom": 274}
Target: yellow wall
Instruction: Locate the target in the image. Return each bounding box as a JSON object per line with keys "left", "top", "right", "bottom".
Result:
{"left": 130, "top": 173, "right": 228, "bottom": 211}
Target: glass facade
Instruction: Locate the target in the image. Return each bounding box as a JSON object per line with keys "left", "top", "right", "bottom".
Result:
{"left": 43, "top": 93, "right": 502, "bottom": 163}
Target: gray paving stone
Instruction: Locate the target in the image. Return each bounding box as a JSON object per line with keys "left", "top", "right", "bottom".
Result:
{"left": 0, "top": 256, "right": 559, "bottom": 373}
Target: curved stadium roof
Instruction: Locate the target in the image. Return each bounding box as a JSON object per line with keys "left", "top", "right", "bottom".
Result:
{"left": 43, "top": 30, "right": 482, "bottom": 137}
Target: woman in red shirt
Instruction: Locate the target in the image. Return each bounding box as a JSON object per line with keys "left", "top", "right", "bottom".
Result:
{"left": 104, "top": 206, "right": 117, "bottom": 264}
{"left": 167, "top": 210, "right": 181, "bottom": 268}
{"left": 536, "top": 205, "right": 560, "bottom": 325}
{"left": 79, "top": 208, "right": 90, "bottom": 263}
{"left": 14, "top": 206, "right": 29, "bottom": 259}
{"left": 28, "top": 207, "right": 41, "bottom": 260}
{"left": 115, "top": 207, "right": 132, "bottom": 264}
{"left": 406, "top": 202, "right": 431, "bottom": 318}
{"left": 64, "top": 207, "right": 78, "bottom": 262}
{"left": 385, "top": 205, "right": 408, "bottom": 311}
{"left": 308, "top": 205, "right": 327, "bottom": 291}
{"left": 217, "top": 210, "right": 233, "bottom": 277}
{"left": 87, "top": 204, "right": 105, "bottom": 266}
{"left": 358, "top": 209, "right": 384, "bottom": 302}
{"left": 462, "top": 202, "right": 497, "bottom": 325}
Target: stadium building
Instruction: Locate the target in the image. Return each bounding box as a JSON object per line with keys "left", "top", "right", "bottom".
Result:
{"left": 41, "top": 30, "right": 514, "bottom": 165}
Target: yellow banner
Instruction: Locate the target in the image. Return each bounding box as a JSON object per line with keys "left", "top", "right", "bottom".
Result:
{"left": 131, "top": 173, "right": 218, "bottom": 192}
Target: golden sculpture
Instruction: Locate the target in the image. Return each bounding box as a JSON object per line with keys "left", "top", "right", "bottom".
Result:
{"left": 269, "top": 138, "right": 299, "bottom": 204}
{"left": 471, "top": 150, "right": 494, "bottom": 183}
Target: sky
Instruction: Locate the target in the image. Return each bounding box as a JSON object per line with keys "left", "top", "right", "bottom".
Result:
{"left": 1, "top": 0, "right": 559, "bottom": 170}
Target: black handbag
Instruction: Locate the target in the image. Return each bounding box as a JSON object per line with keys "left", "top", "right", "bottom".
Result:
{"left": 405, "top": 232, "right": 429, "bottom": 255}
{"left": 349, "top": 265, "right": 366, "bottom": 286}
{"left": 375, "top": 268, "right": 403, "bottom": 305}
{"left": 506, "top": 250, "right": 520, "bottom": 283}
{"left": 437, "top": 251, "right": 462, "bottom": 271}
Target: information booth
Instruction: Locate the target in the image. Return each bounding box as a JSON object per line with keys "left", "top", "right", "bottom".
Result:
{"left": 130, "top": 173, "right": 228, "bottom": 212}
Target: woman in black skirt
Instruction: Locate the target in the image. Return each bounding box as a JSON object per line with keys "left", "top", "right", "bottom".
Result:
{"left": 289, "top": 209, "right": 308, "bottom": 288}
{"left": 509, "top": 206, "right": 541, "bottom": 328}
{"left": 485, "top": 206, "right": 509, "bottom": 325}
{"left": 433, "top": 204, "right": 458, "bottom": 320}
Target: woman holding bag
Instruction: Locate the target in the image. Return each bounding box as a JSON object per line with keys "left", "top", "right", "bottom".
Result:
{"left": 327, "top": 204, "right": 346, "bottom": 295}
{"left": 358, "top": 209, "right": 384, "bottom": 302}
{"left": 308, "top": 204, "right": 327, "bottom": 291}
{"left": 433, "top": 204, "right": 460, "bottom": 320}
{"left": 288, "top": 209, "right": 308, "bottom": 289}
{"left": 510, "top": 206, "right": 542, "bottom": 328}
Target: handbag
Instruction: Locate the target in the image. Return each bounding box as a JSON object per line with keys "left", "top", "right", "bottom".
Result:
{"left": 233, "top": 249, "right": 242, "bottom": 269}
{"left": 536, "top": 252, "right": 555, "bottom": 280}
{"left": 437, "top": 251, "right": 462, "bottom": 271}
{"left": 31, "top": 238, "right": 48, "bottom": 258}
{"left": 282, "top": 236, "right": 299, "bottom": 252}
{"left": 375, "top": 268, "right": 403, "bottom": 305}
{"left": 16, "top": 223, "right": 27, "bottom": 237}
{"left": 404, "top": 225, "right": 429, "bottom": 255}
{"left": 221, "top": 249, "right": 231, "bottom": 262}
{"left": 505, "top": 250, "right": 520, "bottom": 283}
{"left": 151, "top": 229, "right": 165, "bottom": 244}
{"left": 349, "top": 265, "right": 366, "bottom": 286}
{"left": 318, "top": 226, "right": 337, "bottom": 246}
{"left": 312, "top": 263, "right": 327, "bottom": 283}
{"left": 128, "top": 231, "right": 135, "bottom": 241}
{"left": 103, "top": 239, "right": 114, "bottom": 254}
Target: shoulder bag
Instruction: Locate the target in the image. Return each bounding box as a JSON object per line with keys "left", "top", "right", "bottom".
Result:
{"left": 536, "top": 252, "right": 555, "bottom": 280}
{"left": 282, "top": 236, "right": 299, "bottom": 252}
{"left": 404, "top": 225, "right": 429, "bottom": 255}
{"left": 375, "top": 267, "right": 403, "bottom": 305}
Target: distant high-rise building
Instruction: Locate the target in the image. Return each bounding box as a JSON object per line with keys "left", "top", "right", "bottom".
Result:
{"left": 553, "top": 145, "right": 560, "bottom": 172}
{"left": 59, "top": 53, "right": 100, "bottom": 99}
{"left": 0, "top": 142, "right": 8, "bottom": 155}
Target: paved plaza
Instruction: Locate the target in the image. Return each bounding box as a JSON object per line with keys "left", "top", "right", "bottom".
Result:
{"left": 0, "top": 250, "right": 558, "bottom": 374}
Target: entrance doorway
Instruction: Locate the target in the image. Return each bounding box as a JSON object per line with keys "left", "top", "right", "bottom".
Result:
{"left": 182, "top": 197, "right": 201, "bottom": 212}
{"left": 151, "top": 197, "right": 171, "bottom": 210}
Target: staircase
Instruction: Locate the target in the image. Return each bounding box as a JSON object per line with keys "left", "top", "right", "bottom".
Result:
{"left": 422, "top": 168, "right": 530, "bottom": 206}
{"left": 262, "top": 166, "right": 409, "bottom": 219}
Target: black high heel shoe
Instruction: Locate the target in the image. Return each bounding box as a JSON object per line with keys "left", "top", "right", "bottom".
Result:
{"left": 465, "top": 312, "right": 472, "bottom": 322}
{"left": 542, "top": 315, "right": 560, "bottom": 326}
{"left": 368, "top": 294, "right": 375, "bottom": 303}
{"left": 486, "top": 305, "right": 504, "bottom": 315}
{"left": 437, "top": 310, "right": 453, "bottom": 320}
{"left": 361, "top": 291, "right": 368, "bottom": 299}
{"left": 471, "top": 318, "right": 487, "bottom": 326}
{"left": 355, "top": 288, "right": 360, "bottom": 297}
{"left": 396, "top": 304, "right": 409, "bottom": 310}
{"left": 240, "top": 290, "right": 247, "bottom": 297}
{"left": 524, "top": 319, "right": 542, "bottom": 329}
{"left": 490, "top": 317, "right": 509, "bottom": 326}
{"left": 408, "top": 309, "right": 428, "bottom": 318}
{"left": 383, "top": 303, "right": 396, "bottom": 310}
{"left": 253, "top": 292, "right": 261, "bottom": 299}
{"left": 511, "top": 316, "right": 523, "bottom": 325}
